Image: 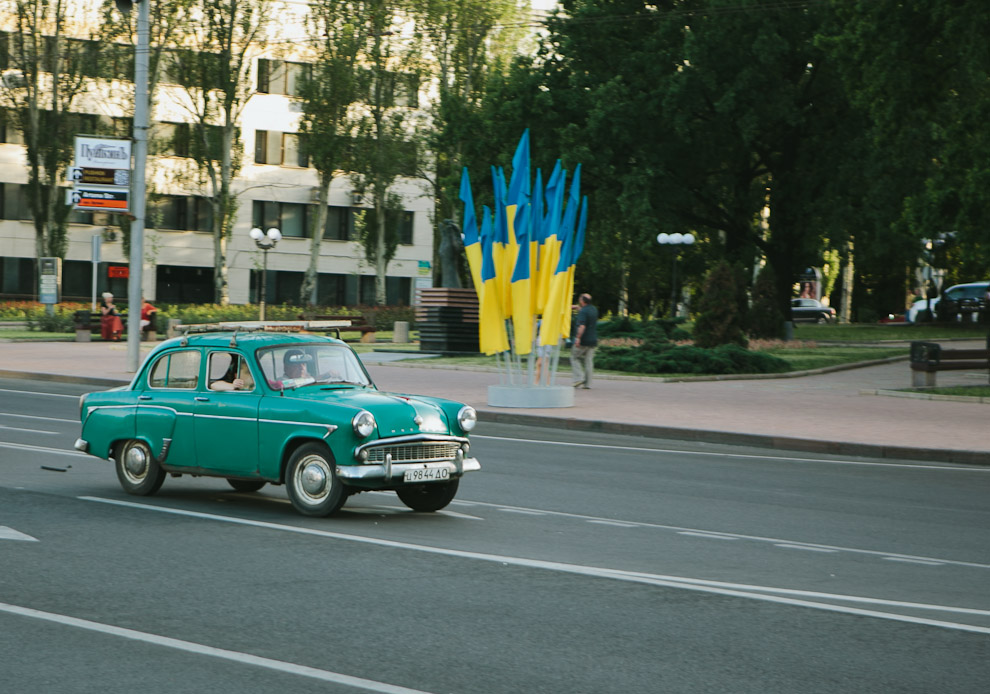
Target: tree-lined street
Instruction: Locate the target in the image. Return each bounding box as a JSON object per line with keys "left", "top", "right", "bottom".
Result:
{"left": 2, "top": 379, "right": 988, "bottom": 692}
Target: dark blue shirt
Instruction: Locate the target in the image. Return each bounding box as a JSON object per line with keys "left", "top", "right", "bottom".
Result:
{"left": 575, "top": 304, "right": 598, "bottom": 346}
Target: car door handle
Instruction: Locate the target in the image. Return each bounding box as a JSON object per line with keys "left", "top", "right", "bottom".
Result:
{"left": 195, "top": 396, "right": 209, "bottom": 402}
{"left": 138, "top": 395, "right": 152, "bottom": 401}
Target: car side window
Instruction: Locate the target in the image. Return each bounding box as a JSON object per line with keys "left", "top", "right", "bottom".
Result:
{"left": 148, "top": 350, "right": 201, "bottom": 389}
{"left": 208, "top": 351, "right": 255, "bottom": 391}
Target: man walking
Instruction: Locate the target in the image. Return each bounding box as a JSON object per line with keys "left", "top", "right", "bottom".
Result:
{"left": 572, "top": 293, "right": 599, "bottom": 389}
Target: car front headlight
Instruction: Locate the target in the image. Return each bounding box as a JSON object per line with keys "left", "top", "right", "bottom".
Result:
{"left": 457, "top": 405, "right": 477, "bottom": 432}
{"left": 352, "top": 410, "right": 376, "bottom": 438}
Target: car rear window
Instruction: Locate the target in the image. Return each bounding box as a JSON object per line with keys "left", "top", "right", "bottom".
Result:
{"left": 148, "top": 350, "right": 201, "bottom": 389}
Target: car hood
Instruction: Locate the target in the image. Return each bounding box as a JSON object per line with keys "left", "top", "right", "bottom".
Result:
{"left": 282, "top": 387, "right": 454, "bottom": 435}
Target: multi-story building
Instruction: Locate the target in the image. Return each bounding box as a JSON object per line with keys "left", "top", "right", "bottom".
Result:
{"left": 0, "top": 14, "right": 433, "bottom": 308}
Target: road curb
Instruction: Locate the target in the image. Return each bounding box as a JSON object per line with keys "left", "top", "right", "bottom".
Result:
{"left": 5, "top": 367, "right": 988, "bottom": 468}
{"left": 475, "top": 408, "right": 990, "bottom": 467}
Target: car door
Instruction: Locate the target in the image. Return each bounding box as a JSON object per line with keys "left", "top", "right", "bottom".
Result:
{"left": 193, "top": 350, "right": 260, "bottom": 476}
{"left": 136, "top": 348, "right": 201, "bottom": 468}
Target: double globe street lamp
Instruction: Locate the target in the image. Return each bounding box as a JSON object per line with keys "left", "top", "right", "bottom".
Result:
{"left": 249, "top": 227, "right": 282, "bottom": 320}
{"left": 657, "top": 232, "right": 695, "bottom": 318}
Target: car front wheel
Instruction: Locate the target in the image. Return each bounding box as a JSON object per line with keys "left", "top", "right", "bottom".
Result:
{"left": 115, "top": 439, "right": 166, "bottom": 496}
{"left": 285, "top": 443, "right": 347, "bottom": 517}
{"left": 396, "top": 479, "right": 460, "bottom": 512}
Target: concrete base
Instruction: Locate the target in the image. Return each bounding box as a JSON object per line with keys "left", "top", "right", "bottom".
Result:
{"left": 74, "top": 329, "right": 91, "bottom": 343}
{"left": 488, "top": 385, "right": 574, "bottom": 409}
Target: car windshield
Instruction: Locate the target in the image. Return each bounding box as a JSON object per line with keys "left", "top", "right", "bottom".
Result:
{"left": 256, "top": 343, "right": 372, "bottom": 389}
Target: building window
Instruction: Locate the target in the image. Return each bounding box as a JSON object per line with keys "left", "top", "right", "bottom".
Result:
{"left": 0, "top": 183, "right": 30, "bottom": 221}
{"left": 252, "top": 200, "right": 309, "bottom": 238}
{"left": 324, "top": 206, "right": 353, "bottom": 241}
{"left": 151, "top": 195, "right": 213, "bottom": 232}
{"left": 156, "top": 265, "right": 214, "bottom": 303}
{"left": 254, "top": 130, "right": 308, "bottom": 167}
{"left": 257, "top": 59, "right": 310, "bottom": 97}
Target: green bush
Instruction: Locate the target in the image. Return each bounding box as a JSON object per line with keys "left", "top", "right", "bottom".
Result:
{"left": 597, "top": 342, "right": 789, "bottom": 375}
{"left": 692, "top": 261, "right": 747, "bottom": 348}
{"left": 749, "top": 264, "right": 785, "bottom": 339}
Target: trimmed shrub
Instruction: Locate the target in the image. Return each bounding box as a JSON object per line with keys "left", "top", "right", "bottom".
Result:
{"left": 596, "top": 341, "right": 789, "bottom": 375}
{"left": 692, "top": 261, "right": 747, "bottom": 348}
{"left": 749, "top": 264, "right": 786, "bottom": 339}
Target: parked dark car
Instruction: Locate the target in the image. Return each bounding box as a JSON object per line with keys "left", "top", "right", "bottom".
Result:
{"left": 935, "top": 281, "right": 989, "bottom": 323}
{"left": 790, "top": 298, "right": 836, "bottom": 324}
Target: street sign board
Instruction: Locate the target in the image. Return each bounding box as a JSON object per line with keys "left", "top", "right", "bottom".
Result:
{"left": 68, "top": 187, "right": 129, "bottom": 212}
{"left": 39, "top": 257, "right": 61, "bottom": 305}
{"left": 68, "top": 166, "right": 130, "bottom": 187}
{"left": 74, "top": 136, "right": 131, "bottom": 170}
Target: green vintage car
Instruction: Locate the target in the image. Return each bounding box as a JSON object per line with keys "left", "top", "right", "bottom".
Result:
{"left": 75, "top": 322, "right": 480, "bottom": 516}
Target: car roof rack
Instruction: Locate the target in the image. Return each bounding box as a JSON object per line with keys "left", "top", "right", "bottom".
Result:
{"left": 178, "top": 320, "right": 351, "bottom": 346}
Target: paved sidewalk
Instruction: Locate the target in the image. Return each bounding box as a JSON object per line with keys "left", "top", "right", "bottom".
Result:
{"left": 1, "top": 338, "right": 989, "bottom": 465}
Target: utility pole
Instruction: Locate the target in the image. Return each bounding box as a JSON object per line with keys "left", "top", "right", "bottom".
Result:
{"left": 126, "top": 0, "right": 149, "bottom": 372}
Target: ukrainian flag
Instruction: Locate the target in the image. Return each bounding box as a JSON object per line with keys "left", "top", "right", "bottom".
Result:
{"left": 510, "top": 202, "right": 533, "bottom": 355}
{"left": 479, "top": 206, "right": 508, "bottom": 355}
{"left": 561, "top": 196, "right": 588, "bottom": 343}
{"left": 536, "top": 162, "right": 565, "bottom": 315}
{"left": 459, "top": 168, "right": 483, "bottom": 296}
{"left": 540, "top": 165, "right": 582, "bottom": 346}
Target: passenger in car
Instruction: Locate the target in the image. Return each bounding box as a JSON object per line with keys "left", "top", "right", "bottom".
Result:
{"left": 210, "top": 356, "right": 254, "bottom": 391}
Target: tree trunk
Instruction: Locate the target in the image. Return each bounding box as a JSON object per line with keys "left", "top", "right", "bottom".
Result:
{"left": 839, "top": 238, "right": 854, "bottom": 324}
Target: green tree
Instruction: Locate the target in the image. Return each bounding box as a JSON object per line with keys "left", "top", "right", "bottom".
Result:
{"left": 693, "top": 260, "right": 746, "bottom": 349}
{"left": 749, "top": 264, "right": 785, "bottom": 339}
{"left": 169, "top": 0, "right": 275, "bottom": 304}
{"left": 414, "top": 0, "right": 524, "bottom": 287}
{"left": 349, "top": 0, "right": 422, "bottom": 305}
{"left": 297, "top": 0, "right": 370, "bottom": 305}
{"left": 0, "top": 0, "right": 100, "bottom": 261}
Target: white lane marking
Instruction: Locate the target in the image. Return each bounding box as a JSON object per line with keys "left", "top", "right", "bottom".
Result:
{"left": 473, "top": 434, "right": 990, "bottom": 472}
{"left": 0, "top": 388, "right": 80, "bottom": 399}
{"left": 77, "top": 496, "right": 990, "bottom": 634}
{"left": 775, "top": 544, "right": 838, "bottom": 553}
{"left": 457, "top": 500, "right": 990, "bottom": 571}
{"left": 587, "top": 520, "right": 638, "bottom": 528}
{"left": 0, "top": 441, "right": 88, "bottom": 458}
{"left": 0, "top": 526, "right": 38, "bottom": 542}
{"left": 0, "top": 601, "right": 435, "bottom": 694}
{"left": 437, "top": 510, "right": 484, "bottom": 520}
{"left": 497, "top": 508, "right": 546, "bottom": 516}
{"left": 0, "top": 412, "right": 77, "bottom": 424}
{"left": 678, "top": 531, "right": 737, "bottom": 540}
{"left": 884, "top": 557, "right": 944, "bottom": 566}
{"left": 0, "top": 424, "right": 57, "bottom": 435}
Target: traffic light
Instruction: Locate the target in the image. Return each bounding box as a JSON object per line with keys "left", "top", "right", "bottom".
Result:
{"left": 114, "top": 0, "right": 133, "bottom": 13}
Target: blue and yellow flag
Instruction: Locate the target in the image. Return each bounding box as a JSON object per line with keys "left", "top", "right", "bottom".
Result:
{"left": 479, "top": 206, "right": 508, "bottom": 355}
{"left": 510, "top": 202, "right": 533, "bottom": 355}
{"left": 536, "top": 162, "right": 565, "bottom": 315}
{"left": 561, "top": 196, "right": 588, "bottom": 342}
{"left": 459, "top": 168, "right": 483, "bottom": 296}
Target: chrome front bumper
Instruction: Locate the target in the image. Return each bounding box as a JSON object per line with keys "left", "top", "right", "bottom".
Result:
{"left": 336, "top": 450, "right": 481, "bottom": 482}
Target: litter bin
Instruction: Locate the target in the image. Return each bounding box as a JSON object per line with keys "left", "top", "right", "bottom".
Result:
{"left": 73, "top": 310, "right": 92, "bottom": 343}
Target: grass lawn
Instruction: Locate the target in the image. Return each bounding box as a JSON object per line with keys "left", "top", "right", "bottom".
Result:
{"left": 762, "top": 346, "right": 907, "bottom": 371}
{"left": 790, "top": 322, "right": 988, "bottom": 341}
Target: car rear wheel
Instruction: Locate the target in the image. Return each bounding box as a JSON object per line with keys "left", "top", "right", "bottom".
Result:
{"left": 115, "top": 439, "right": 166, "bottom": 496}
{"left": 285, "top": 443, "right": 347, "bottom": 517}
{"left": 396, "top": 479, "right": 460, "bottom": 512}
{"left": 227, "top": 479, "right": 266, "bottom": 493}
{"left": 816, "top": 315, "right": 829, "bottom": 324}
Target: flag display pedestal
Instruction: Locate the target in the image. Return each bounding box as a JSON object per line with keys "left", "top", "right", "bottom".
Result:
{"left": 487, "top": 385, "right": 573, "bottom": 409}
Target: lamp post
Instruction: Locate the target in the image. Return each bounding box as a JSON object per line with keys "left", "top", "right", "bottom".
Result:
{"left": 249, "top": 227, "right": 281, "bottom": 320}
{"left": 657, "top": 232, "right": 695, "bottom": 318}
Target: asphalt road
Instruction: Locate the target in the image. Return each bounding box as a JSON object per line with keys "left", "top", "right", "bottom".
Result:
{"left": 2, "top": 378, "right": 989, "bottom": 693}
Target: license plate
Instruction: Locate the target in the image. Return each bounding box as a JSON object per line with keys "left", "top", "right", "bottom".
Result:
{"left": 403, "top": 466, "right": 450, "bottom": 483}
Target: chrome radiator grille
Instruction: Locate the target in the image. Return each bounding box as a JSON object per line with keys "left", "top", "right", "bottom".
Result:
{"left": 365, "top": 441, "right": 460, "bottom": 464}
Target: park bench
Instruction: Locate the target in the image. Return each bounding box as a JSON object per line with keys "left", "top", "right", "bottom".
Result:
{"left": 909, "top": 340, "right": 990, "bottom": 387}
{"left": 298, "top": 313, "right": 377, "bottom": 343}
{"left": 73, "top": 309, "right": 158, "bottom": 342}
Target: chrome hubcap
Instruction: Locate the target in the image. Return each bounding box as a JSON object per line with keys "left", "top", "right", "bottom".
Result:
{"left": 295, "top": 455, "right": 332, "bottom": 503}
{"left": 125, "top": 445, "right": 148, "bottom": 478}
